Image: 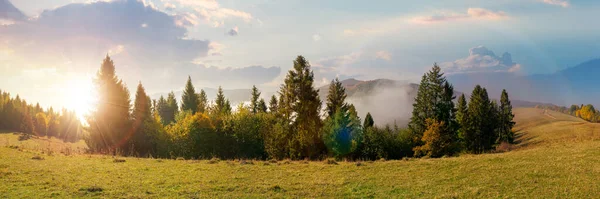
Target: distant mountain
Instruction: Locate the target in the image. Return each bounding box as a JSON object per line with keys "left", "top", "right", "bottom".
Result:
{"left": 448, "top": 58, "right": 600, "bottom": 107}
{"left": 152, "top": 72, "right": 568, "bottom": 126}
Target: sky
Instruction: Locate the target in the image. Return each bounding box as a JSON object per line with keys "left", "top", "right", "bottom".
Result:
{"left": 1, "top": 0, "right": 599, "bottom": 113}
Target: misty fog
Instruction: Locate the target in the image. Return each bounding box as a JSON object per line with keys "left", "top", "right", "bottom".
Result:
{"left": 347, "top": 83, "right": 416, "bottom": 127}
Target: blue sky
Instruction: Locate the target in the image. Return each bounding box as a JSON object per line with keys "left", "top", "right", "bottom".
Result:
{"left": 1, "top": 0, "right": 599, "bottom": 111}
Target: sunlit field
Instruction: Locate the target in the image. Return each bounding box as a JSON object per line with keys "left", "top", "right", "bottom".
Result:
{"left": 2, "top": 0, "right": 600, "bottom": 198}
{"left": 2, "top": 108, "right": 598, "bottom": 198}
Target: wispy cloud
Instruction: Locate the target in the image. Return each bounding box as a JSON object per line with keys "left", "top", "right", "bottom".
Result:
{"left": 166, "top": 0, "right": 253, "bottom": 27}
{"left": 540, "top": 0, "right": 570, "bottom": 8}
{"left": 0, "top": 0, "right": 280, "bottom": 91}
{"left": 312, "top": 34, "right": 321, "bottom": 42}
{"left": 440, "top": 46, "right": 521, "bottom": 74}
{"left": 411, "top": 8, "right": 508, "bottom": 24}
{"left": 375, "top": 51, "right": 392, "bottom": 61}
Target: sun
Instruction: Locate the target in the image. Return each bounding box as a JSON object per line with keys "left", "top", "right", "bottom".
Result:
{"left": 63, "top": 77, "right": 97, "bottom": 123}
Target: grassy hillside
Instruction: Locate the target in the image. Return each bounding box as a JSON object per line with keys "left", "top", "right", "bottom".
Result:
{"left": 1, "top": 108, "right": 599, "bottom": 198}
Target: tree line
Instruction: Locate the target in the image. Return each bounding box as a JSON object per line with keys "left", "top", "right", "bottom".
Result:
{"left": 0, "top": 90, "right": 81, "bottom": 142}
{"left": 536, "top": 104, "right": 600, "bottom": 123}
{"left": 14, "top": 55, "right": 516, "bottom": 160}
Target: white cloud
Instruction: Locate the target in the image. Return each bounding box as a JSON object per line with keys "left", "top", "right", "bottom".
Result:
{"left": 312, "top": 34, "right": 321, "bottom": 41}
{"left": 174, "top": 12, "right": 199, "bottom": 27}
{"left": 164, "top": 2, "right": 176, "bottom": 10}
{"left": 208, "top": 41, "right": 225, "bottom": 54}
{"left": 173, "top": 0, "right": 219, "bottom": 9}
{"left": 411, "top": 8, "right": 508, "bottom": 24}
{"left": 314, "top": 52, "right": 363, "bottom": 73}
{"left": 541, "top": 0, "right": 570, "bottom": 7}
{"left": 0, "top": 0, "right": 280, "bottom": 92}
{"left": 166, "top": 0, "right": 254, "bottom": 27}
{"left": 440, "top": 46, "right": 521, "bottom": 74}
{"left": 375, "top": 51, "right": 391, "bottom": 61}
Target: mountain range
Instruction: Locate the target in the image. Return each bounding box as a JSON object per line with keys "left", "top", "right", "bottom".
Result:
{"left": 151, "top": 58, "right": 599, "bottom": 125}
{"left": 448, "top": 58, "right": 600, "bottom": 107}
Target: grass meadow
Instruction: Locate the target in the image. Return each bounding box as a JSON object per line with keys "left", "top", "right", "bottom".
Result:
{"left": 1, "top": 108, "right": 599, "bottom": 198}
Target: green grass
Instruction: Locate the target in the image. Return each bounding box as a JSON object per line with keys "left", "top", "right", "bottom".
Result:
{"left": 1, "top": 108, "right": 599, "bottom": 198}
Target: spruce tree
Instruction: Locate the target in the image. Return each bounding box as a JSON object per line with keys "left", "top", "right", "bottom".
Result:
{"left": 156, "top": 96, "right": 169, "bottom": 125}
{"left": 498, "top": 89, "right": 515, "bottom": 143}
{"left": 181, "top": 76, "right": 199, "bottom": 114}
{"left": 322, "top": 82, "right": 362, "bottom": 158}
{"left": 250, "top": 85, "right": 261, "bottom": 114}
{"left": 325, "top": 78, "right": 348, "bottom": 118}
{"left": 489, "top": 100, "right": 500, "bottom": 144}
{"left": 224, "top": 99, "right": 232, "bottom": 115}
{"left": 257, "top": 98, "right": 267, "bottom": 113}
{"left": 464, "top": 85, "right": 496, "bottom": 153}
{"left": 363, "top": 112, "right": 374, "bottom": 128}
{"left": 86, "top": 55, "right": 132, "bottom": 153}
{"left": 198, "top": 89, "right": 208, "bottom": 114}
{"left": 408, "top": 63, "right": 457, "bottom": 156}
{"left": 268, "top": 95, "right": 278, "bottom": 113}
{"left": 167, "top": 92, "right": 179, "bottom": 117}
{"left": 129, "top": 82, "right": 153, "bottom": 155}
{"left": 214, "top": 86, "right": 227, "bottom": 115}
{"left": 456, "top": 94, "right": 468, "bottom": 140}
{"left": 277, "top": 55, "right": 324, "bottom": 159}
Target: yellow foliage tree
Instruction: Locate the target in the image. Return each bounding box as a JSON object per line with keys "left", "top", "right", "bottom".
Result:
{"left": 413, "top": 118, "right": 453, "bottom": 158}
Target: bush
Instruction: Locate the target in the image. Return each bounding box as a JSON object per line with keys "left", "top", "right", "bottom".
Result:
{"left": 495, "top": 142, "right": 513, "bottom": 153}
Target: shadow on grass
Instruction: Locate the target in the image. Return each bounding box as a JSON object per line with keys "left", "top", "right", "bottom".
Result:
{"left": 513, "top": 131, "right": 541, "bottom": 148}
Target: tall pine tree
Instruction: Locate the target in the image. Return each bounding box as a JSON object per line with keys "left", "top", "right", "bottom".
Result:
{"left": 214, "top": 86, "right": 228, "bottom": 115}
{"left": 129, "top": 82, "right": 154, "bottom": 156}
{"left": 464, "top": 85, "right": 497, "bottom": 153}
{"left": 363, "top": 112, "right": 374, "bottom": 129}
{"left": 181, "top": 76, "right": 199, "bottom": 114}
{"left": 325, "top": 78, "right": 348, "bottom": 119}
{"left": 408, "top": 64, "right": 458, "bottom": 156}
{"left": 257, "top": 99, "right": 268, "bottom": 113}
{"left": 268, "top": 95, "right": 278, "bottom": 113}
{"left": 250, "top": 85, "right": 261, "bottom": 114}
{"left": 498, "top": 89, "right": 515, "bottom": 143}
{"left": 86, "top": 55, "right": 132, "bottom": 154}
{"left": 277, "top": 55, "right": 324, "bottom": 159}
{"left": 198, "top": 89, "right": 208, "bottom": 114}
{"left": 456, "top": 94, "right": 468, "bottom": 141}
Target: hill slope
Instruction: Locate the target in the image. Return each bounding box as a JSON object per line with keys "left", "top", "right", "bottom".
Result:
{"left": 1, "top": 108, "right": 599, "bottom": 198}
